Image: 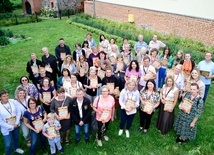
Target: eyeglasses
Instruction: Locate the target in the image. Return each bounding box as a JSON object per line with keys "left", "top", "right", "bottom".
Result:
{"left": 29, "top": 102, "right": 36, "bottom": 104}
{"left": 22, "top": 79, "right": 28, "bottom": 82}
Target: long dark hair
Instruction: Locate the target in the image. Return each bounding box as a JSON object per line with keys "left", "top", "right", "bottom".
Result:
{"left": 163, "top": 46, "right": 171, "bottom": 59}
{"left": 144, "top": 79, "right": 156, "bottom": 92}
{"left": 128, "top": 60, "right": 139, "bottom": 72}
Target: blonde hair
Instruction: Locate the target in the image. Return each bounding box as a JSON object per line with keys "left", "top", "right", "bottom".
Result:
{"left": 101, "top": 85, "right": 110, "bottom": 92}
{"left": 15, "top": 87, "right": 27, "bottom": 100}
{"left": 47, "top": 113, "right": 55, "bottom": 120}
{"left": 63, "top": 55, "right": 74, "bottom": 64}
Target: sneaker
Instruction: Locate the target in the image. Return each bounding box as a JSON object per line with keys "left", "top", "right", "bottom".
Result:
{"left": 59, "top": 148, "right": 64, "bottom": 154}
{"left": 118, "top": 129, "right": 123, "bottom": 136}
{"left": 125, "top": 130, "right": 130, "bottom": 138}
{"left": 137, "top": 127, "right": 143, "bottom": 132}
{"left": 97, "top": 140, "right": 102, "bottom": 147}
{"left": 26, "top": 140, "right": 31, "bottom": 147}
{"left": 103, "top": 135, "right": 109, "bottom": 141}
{"left": 15, "top": 148, "right": 24, "bottom": 154}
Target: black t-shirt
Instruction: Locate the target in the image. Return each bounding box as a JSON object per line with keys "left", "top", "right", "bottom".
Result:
{"left": 83, "top": 76, "right": 102, "bottom": 96}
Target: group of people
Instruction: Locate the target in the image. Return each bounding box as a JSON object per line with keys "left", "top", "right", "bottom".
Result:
{"left": 0, "top": 32, "right": 213, "bottom": 155}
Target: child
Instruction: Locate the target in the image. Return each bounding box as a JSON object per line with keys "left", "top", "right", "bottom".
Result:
{"left": 42, "top": 113, "right": 64, "bottom": 155}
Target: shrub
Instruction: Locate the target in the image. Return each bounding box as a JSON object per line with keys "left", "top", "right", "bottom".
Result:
{"left": 0, "top": 36, "right": 10, "bottom": 46}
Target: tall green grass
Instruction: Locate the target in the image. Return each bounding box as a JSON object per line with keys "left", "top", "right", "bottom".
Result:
{"left": 0, "top": 18, "right": 213, "bottom": 155}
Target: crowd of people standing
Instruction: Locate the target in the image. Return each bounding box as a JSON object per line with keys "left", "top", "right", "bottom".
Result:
{"left": 0, "top": 32, "right": 213, "bottom": 155}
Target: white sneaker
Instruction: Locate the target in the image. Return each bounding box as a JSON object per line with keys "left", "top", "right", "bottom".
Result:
{"left": 118, "top": 129, "right": 123, "bottom": 136}
{"left": 97, "top": 140, "right": 102, "bottom": 147}
{"left": 15, "top": 148, "right": 24, "bottom": 154}
{"left": 125, "top": 130, "right": 130, "bottom": 138}
{"left": 103, "top": 135, "right": 109, "bottom": 141}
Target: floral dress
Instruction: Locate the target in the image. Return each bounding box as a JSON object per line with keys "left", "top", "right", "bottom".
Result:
{"left": 174, "top": 92, "right": 203, "bottom": 140}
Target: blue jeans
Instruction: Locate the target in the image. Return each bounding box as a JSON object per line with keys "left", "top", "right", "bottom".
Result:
{"left": 158, "top": 67, "right": 166, "bottom": 88}
{"left": 203, "top": 85, "right": 210, "bottom": 103}
{"left": 3, "top": 127, "right": 20, "bottom": 155}
{"left": 119, "top": 109, "right": 135, "bottom": 130}
{"left": 30, "top": 130, "right": 46, "bottom": 155}
{"left": 75, "top": 123, "right": 89, "bottom": 140}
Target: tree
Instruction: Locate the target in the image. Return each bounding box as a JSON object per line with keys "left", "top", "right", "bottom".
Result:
{"left": 0, "top": 0, "right": 14, "bottom": 13}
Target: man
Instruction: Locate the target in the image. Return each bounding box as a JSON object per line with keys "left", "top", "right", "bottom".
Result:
{"left": 84, "top": 32, "right": 96, "bottom": 49}
{"left": 36, "top": 67, "right": 54, "bottom": 89}
{"left": 139, "top": 56, "right": 156, "bottom": 91}
{"left": 42, "top": 47, "right": 58, "bottom": 87}
{"left": 134, "top": 34, "right": 148, "bottom": 54}
{"left": 197, "top": 52, "right": 214, "bottom": 103}
{"left": 70, "top": 88, "right": 92, "bottom": 143}
{"left": 148, "top": 34, "right": 166, "bottom": 54}
{"left": 26, "top": 53, "right": 43, "bottom": 86}
{"left": 55, "top": 38, "right": 71, "bottom": 71}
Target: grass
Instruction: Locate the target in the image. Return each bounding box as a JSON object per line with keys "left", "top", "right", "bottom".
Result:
{"left": 0, "top": 18, "right": 214, "bottom": 155}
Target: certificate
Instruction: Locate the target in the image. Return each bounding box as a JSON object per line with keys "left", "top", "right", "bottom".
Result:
{"left": 93, "top": 57, "right": 100, "bottom": 67}
{"left": 164, "top": 100, "right": 174, "bottom": 111}
{"left": 200, "top": 70, "right": 210, "bottom": 77}
{"left": 107, "top": 83, "right": 114, "bottom": 92}
{"left": 47, "top": 126, "right": 57, "bottom": 137}
{"left": 166, "top": 69, "right": 174, "bottom": 77}
{"left": 123, "top": 57, "right": 129, "bottom": 65}
{"left": 31, "top": 65, "right": 39, "bottom": 73}
{"left": 60, "top": 52, "right": 66, "bottom": 60}
{"left": 99, "top": 109, "right": 111, "bottom": 122}
{"left": 79, "top": 68, "right": 85, "bottom": 75}
{"left": 6, "top": 116, "right": 16, "bottom": 125}
{"left": 144, "top": 71, "right": 155, "bottom": 80}
{"left": 130, "top": 74, "right": 138, "bottom": 81}
{"left": 32, "top": 119, "right": 44, "bottom": 130}
{"left": 180, "top": 98, "right": 193, "bottom": 114}
{"left": 125, "top": 98, "right": 136, "bottom": 115}
{"left": 43, "top": 92, "right": 51, "bottom": 102}
{"left": 161, "top": 58, "right": 168, "bottom": 66}
{"left": 58, "top": 107, "right": 68, "bottom": 118}
{"left": 45, "top": 65, "right": 53, "bottom": 73}
{"left": 109, "top": 55, "right": 116, "bottom": 64}
{"left": 98, "top": 70, "right": 105, "bottom": 80}
{"left": 69, "top": 87, "right": 77, "bottom": 97}
{"left": 143, "top": 100, "right": 153, "bottom": 115}
{"left": 152, "top": 61, "right": 161, "bottom": 69}
{"left": 117, "top": 61, "right": 123, "bottom": 71}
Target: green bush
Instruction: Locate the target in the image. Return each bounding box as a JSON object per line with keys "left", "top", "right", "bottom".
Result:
{"left": 0, "top": 36, "right": 10, "bottom": 46}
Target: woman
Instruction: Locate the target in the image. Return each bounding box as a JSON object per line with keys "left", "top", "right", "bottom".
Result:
{"left": 68, "top": 74, "right": 83, "bottom": 98}
{"left": 39, "top": 77, "right": 56, "bottom": 114}
{"left": 137, "top": 47, "right": 148, "bottom": 64}
{"left": 0, "top": 90, "right": 24, "bottom": 155}
{"left": 15, "top": 87, "right": 31, "bottom": 146}
{"left": 99, "top": 34, "right": 110, "bottom": 54}
{"left": 76, "top": 55, "right": 89, "bottom": 84}
{"left": 99, "top": 51, "right": 110, "bottom": 66}
{"left": 174, "top": 83, "right": 203, "bottom": 143}
{"left": 113, "top": 54, "right": 127, "bottom": 91}
{"left": 125, "top": 60, "right": 141, "bottom": 84}
{"left": 50, "top": 88, "right": 72, "bottom": 145}
{"left": 139, "top": 79, "right": 160, "bottom": 134}
{"left": 73, "top": 43, "right": 86, "bottom": 62}
{"left": 88, "top": 46, "right": 100, "bottom": 68}
{"left": 56, "top": 68, "right": 71, "bottom": 90}
{"left": 120, "top": 37, "right": 131, "bottom": 52}
{"left": 82, "top": 40, "right": 92, "bottom": 60}
{"left": 118, "top": 80, "right": 140, "bottom": 138}
{"left": 184, "top": 69, "right": 205, "bottom": 98}
{"left": 173, "top": 50, "right": 184, "bottom": 67}
{"left": 158, "top": 47, "right": 174, "bottom": 88}
{"left": 83, "top": 67, "right": 102, "bottom": 103}
{"left": 121, "top": 44, "right": 133, "bottom": 66}
{"left": 156, "top": 76, "right": 179, "bottom": 135}
{"left": 15, "top": 76, "right": 38, "bottom": 100}
{"left": 107, "top": 44, "right": 120, "bottom": 66}
{"left": 93, "top": 85, "right": 115, "bottom": 146}
{"left": 180, "top": 53, "right": 195, "bottom": 78}
{"left": 150, "top": 48, "right": 160, "bottom": 88}
{"left": 61, "top": 55, "right": 76, "bottom": 74}
{"left": 23, "top": 97, "right": 47, "bottom": 155}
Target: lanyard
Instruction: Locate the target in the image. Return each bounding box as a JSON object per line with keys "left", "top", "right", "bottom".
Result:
{"left": 143, "top": 66, "right": 149, "bottom": 74}
{"left": 2, "top": 102, "right": 13, "bottom": 116}
{"left": 164, "top": 87, "right": 173, "bottom": 98}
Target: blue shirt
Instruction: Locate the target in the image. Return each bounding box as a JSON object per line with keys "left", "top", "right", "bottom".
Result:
{"left": 134, "top": 41, "right": 148, "bottom": 52}
{"left": 197, "top": 60, "right": 214, "bottom": 85}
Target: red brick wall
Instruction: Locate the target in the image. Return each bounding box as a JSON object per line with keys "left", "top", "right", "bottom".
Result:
{"left": 84, "top": 1, "right": 214, "bottom": 46}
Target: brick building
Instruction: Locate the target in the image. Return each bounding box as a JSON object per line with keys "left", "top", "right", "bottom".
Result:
{"left": 84, "top": 0, "right": 214, "bottom": 46}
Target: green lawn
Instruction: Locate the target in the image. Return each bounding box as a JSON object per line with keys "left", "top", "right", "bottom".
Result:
{"left": 0, "top": 18, "right": 214, "bottom": 155}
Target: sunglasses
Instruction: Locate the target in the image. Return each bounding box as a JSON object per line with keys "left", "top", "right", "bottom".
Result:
{"left": 22, "top": 79, "right": 28, "bottom": 82}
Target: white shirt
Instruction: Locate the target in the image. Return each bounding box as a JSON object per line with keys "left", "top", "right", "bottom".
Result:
{"left": 139, "top": 64, "right": 156, "bottom": 86}
{"left": 77, "top": 99, "right": 83, "bottom": 118}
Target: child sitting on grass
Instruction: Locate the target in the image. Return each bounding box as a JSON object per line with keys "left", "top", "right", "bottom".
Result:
{"left": 42, "top": 113, "right": 64, "bottom": 155}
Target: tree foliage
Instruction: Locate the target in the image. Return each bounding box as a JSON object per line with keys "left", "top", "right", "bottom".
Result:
{"left": 0, "top": 0, "right": 14, "bottom": 13}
